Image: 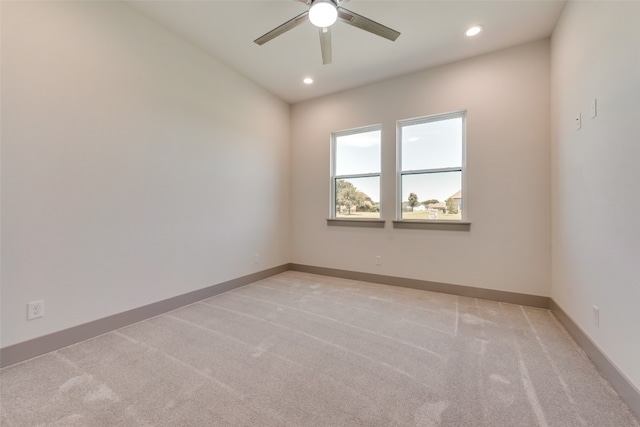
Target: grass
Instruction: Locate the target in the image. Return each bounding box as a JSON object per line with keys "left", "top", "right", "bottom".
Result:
{"left": 336, "top": 212, "right": 381, "bottom": 219}
{"left": 335, "top": 211, "right": 462, "bottom": 220}
{"left": 402, "top": 211, "right": 462, "bottom": 221}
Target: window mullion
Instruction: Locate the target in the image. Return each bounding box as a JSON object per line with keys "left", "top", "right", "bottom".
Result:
{"left": 401, "top": 167, "right": 462, "bottom": 176}
{"left": 335, "top": 172, "right": 380, "bottom": 180}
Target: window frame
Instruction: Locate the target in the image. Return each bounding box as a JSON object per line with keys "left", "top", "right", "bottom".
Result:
{"left": 329, "top": 124, "right": 382, "bottom": 221}
{"left": 396, "top": 111, "right": 467, "bottom": 223}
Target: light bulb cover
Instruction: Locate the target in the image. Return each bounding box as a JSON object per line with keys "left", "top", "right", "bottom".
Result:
{"left": 309, "top": 0, "right": 338, "bottom": 28}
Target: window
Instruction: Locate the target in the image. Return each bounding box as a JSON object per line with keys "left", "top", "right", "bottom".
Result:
{"left": 330, "top": 126, "right": 381, "bottom": 219}
{"left": 397, "top": 111, "right": 465, "bottom": 221}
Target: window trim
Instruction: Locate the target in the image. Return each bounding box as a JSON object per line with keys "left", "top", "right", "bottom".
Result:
{"left": 396, "top": 110, "right": 467, "bottom": 224}
{"left": 329, "top": 124, "right": 382, "bottom": 220}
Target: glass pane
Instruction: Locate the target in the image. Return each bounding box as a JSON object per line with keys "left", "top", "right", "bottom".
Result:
{"left": 335, "top": 176, "right": 380, "bottom": 218}
{"left": 335, "top": 129, "right": 381, "bottom": 176}
{"left": 401, "top": 171, "right": 462, "bottom": 220}
{"left": 401, "top": 117, "right": 462, "bottom": 171}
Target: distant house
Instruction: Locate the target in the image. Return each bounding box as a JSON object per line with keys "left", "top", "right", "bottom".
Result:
{"left": 448, "top": 190, "right": 462, "bottom": 212}
{"left": 426, "top": 202, "right": 446, "bottom": 212}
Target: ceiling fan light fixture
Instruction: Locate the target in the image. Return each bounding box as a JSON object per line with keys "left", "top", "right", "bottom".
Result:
{"left": 309, "top": 0, "right": 338, "bottom": 28}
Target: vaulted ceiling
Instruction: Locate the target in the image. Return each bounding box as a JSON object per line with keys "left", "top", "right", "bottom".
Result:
{"left": 129, "top": 1, "right": 566, "bottom": 104}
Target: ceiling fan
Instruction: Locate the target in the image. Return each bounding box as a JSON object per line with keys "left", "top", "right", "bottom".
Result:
{"left": 254, "top": 0, "right": 400, "bottom": 65}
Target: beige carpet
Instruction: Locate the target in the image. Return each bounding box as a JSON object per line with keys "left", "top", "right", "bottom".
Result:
{"left": 1, "top": 271, "right": 638, "bottom": 426}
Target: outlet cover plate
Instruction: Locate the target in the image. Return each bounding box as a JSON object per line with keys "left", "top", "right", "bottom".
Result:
{"left": 27, "top": 300, "right": 44, "bottom": 320}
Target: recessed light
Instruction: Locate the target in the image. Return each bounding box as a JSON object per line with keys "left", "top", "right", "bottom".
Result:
{"left": 465, "top": 25, "right": 484, "bottom": 37}
{"left": 303, "top": 77, "right": 314, "bottom": 84}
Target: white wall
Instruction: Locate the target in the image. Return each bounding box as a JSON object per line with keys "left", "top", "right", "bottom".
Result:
{"left": 0, "top": 1, "right": 290, "bottom": 348}
{"left": 291, "top": 40, "right": 551, "bottom": 297}
{"left": 551, "top": 1, "right": 640, "bottom": 390}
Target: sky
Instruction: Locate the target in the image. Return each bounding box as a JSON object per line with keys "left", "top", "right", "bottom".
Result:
{"left": 334, "top": 117, "right": 463, "bottom": 204}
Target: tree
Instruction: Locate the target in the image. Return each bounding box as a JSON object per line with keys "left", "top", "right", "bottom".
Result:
{"left": 408, "top": 192, "right": 419, "bottom": 211}
{"left": 424, "top": 199, "right": 439, "bottom": 206}
{"left": 336, "top": 180, "right": 365, "bottom": 215}
{"left": 446, "top": 197, "right": 458, "bottom": 214}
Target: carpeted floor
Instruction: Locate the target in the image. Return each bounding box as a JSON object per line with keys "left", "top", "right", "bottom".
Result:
{"left": 1, "top": 271, "right": 638, "bottom": 426}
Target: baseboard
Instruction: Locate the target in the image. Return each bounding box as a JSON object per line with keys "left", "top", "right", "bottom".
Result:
{"left": 290, "top": 263, "right": 550, "bottom": 309}
{"left": 0, "top": 264, "right": 290, "bottom": 369}
{"left": 550, "top": 299, "right": 640, "bottom": 420}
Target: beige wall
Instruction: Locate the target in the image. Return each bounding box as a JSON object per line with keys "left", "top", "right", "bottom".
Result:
{"left": 551, "top": 1, "right": 640, "bottom": 391}
{"left": 291, "top": 40, "right": 551, "bottom": 297}
{"left": 0, "top": 1, "right": 291, "bottom": 347}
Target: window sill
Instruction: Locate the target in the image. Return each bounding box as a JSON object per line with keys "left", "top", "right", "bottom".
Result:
{"left": 326, "top": 219, "right": 386, "bottom": 228}
{"left": 392, "top": 220, "right": 471, "bottom": 231}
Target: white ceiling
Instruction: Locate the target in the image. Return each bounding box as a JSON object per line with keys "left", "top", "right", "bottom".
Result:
{"left": 128, "top": 0, "right": 566, "bottom": 104}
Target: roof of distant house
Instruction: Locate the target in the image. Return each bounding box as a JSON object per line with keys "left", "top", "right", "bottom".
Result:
{"left": 428, "top": 202, "right": 447, "bottom": 209}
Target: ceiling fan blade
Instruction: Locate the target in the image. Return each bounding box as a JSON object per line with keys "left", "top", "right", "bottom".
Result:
{"left": 254, "top": 11, "right": 309, "bottom": 45}
{"left": 337, "top": 7, "right": 400, "bottom": 42}
{"left": 319, "top": 27, "right": 332, "bottom": 65}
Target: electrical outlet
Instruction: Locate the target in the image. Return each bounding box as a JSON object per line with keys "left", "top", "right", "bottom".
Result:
{"left": 254, "top": 253, "right": 260, "bottom": 264}
{"left": 576, "top": 113, "right": 582, "bottom": 130}
{"left": 27, "top": 300, "right": 44, "bottom": 320}
{"left": 592, "top": 305, "right": 599, "bottom": 328}
{"left": 375, "top": 256, "right": 382, "bottom": 265}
